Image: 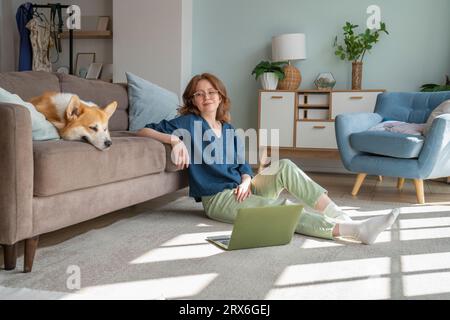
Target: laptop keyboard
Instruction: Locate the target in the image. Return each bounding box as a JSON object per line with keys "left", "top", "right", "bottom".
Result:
{"left": 217, "top": 239, "right": 230, "bottom": 246}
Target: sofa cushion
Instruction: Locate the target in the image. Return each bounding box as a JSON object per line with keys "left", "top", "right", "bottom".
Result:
{"left": 0, "top": 87, "right": 59, "bottom": 140}
{"left": 33, "top": 131, "right": 166, "bottom": 196}
{"left": 56, "top": 73, "right": 129, "bottom": 131}
{"left": 126, "top": 72, "right": 179, "bottom": 131}
{"left": 424, "top": 99, "right": 450, "bottom": 135}
{"left": 350, "top": 130, "right": 425, "bottom": 159}
{"left": 0, "top": 71, "right": 60, "bottom": 100}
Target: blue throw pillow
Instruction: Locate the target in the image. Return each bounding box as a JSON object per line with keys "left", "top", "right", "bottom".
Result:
{"left": 126, "top": 72, "right": 180, "bottom": 131}
{"left": 0, "top": 87, "right": 59, "bottom": 140}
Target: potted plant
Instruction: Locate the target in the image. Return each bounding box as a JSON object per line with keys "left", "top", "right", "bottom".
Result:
{"left": 251, "top": 60, "right": 287, "bottom": 90}
{"left": 334, "top": 21, "right": 389, "bottom": 90}
{"left": 420, "top": 76, "right": 450, "bottom": 92}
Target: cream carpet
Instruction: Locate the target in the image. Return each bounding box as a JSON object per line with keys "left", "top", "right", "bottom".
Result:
{"left": 1, "top": 192, "right": 450, "bottom": 300}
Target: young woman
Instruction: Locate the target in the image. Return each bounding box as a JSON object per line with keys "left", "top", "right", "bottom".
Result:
{"left": 137, "top": 73, "right": 399, "bottom": 245}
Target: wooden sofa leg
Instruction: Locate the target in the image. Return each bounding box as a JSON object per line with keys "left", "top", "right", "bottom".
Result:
{"left": 378, "top": 176, "right": 383, "bottom": 182}
{"left": 2, "top": 243, "right": 18, "bottom": 271}
{"left": 397, "top": 178, "right": 405, "bottom": 190}
{"left": 352, "top": 173, "right": 367, "bottom": 196}
{"left": 413, "top": 179, "right": 425, "bottom": 204}
{"left": 24, "top": 236, "right": 39, "bottom": 273}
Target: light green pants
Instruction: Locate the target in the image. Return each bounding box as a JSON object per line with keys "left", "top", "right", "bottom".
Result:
{"left": 201, "top": 159, "right": 336, "bottom": 240}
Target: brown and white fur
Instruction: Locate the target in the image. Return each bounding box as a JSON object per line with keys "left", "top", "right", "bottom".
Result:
{"left": 30, "top": 91, "right": 118, "bottom": 150}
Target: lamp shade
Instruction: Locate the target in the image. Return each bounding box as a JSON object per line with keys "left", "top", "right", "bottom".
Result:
{"left": 272, "top": 33, "right": 307, "bottom": 61}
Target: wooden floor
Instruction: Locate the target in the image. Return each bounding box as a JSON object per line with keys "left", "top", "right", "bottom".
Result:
{"left": 308, "top": 172, "right": 450, "bottom": 205}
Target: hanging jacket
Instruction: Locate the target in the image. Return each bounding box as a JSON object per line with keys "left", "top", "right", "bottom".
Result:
{"left": 27, "top": 18, "right": 54, "bottom": 72}
{"left": 16, "top": 2, "right": 34, "bottom": 71}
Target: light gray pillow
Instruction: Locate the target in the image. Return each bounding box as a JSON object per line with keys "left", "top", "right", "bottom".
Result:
{"left": 0, "top": 87, "right": 59, "bottom": 140}
{"left": 424, "top": 99, "right": 450, "bottom": 135}
{"left": 126, "top": 72, "right": 180, "bottom": 131}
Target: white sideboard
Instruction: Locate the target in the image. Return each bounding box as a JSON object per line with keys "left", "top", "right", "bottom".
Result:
{"left": 258, "top": 89, "right": 384, "bottom": 150}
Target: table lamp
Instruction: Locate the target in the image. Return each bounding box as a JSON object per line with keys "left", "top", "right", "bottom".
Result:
{"left": 272, "top": 33, "right": 307, "bottom": 90}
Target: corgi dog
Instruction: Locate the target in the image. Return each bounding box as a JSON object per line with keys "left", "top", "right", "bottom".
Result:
{"left": 30, "top": 92, "right": 118, "bottom": 150}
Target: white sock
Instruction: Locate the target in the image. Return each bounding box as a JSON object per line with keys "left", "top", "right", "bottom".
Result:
{"left": 323, "top": 202, "right": 353, "bottom": 222}
{"left": 338, "top": 209, "right": 400, "bottom": 244}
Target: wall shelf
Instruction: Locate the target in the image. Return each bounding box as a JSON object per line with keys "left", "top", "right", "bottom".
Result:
{"left": 60, "top": 31, "right": 112, "bottom": 39}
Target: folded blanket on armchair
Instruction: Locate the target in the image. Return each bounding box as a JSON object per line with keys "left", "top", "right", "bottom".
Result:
{"left": 368, "top": 121, "right": 426, "bottom": 136}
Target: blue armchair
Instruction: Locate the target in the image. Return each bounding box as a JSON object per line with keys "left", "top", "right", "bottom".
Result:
{"left": 335, "top": 91, "right": 450, "bottom": 204}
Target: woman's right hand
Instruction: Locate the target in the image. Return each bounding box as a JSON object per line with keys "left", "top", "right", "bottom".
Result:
{"left": 170, "top": 137, "right": 190, "bottom": 170}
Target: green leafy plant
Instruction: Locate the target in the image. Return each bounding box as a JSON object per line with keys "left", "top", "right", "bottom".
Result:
{"left": 420, "top": 76, "right": 450, "bottom": 92}
{"left": 334, "top": 22, "right": 389, "bottom": 62}
{"left": 251, "top": 60, "right": 287, "bottom": 80}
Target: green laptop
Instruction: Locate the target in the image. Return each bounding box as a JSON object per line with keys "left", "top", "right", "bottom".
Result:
{"left": 206, "top": 204, "right": 303, "bottom": 250}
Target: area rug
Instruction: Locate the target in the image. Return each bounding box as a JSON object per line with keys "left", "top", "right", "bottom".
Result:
{"left": 1, "top": 194, "right": 450, "bottom": 300}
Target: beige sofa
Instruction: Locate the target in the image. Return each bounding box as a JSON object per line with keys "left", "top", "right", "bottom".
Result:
{"left": 0, "top": 71, "right": 188, "bottom": 273}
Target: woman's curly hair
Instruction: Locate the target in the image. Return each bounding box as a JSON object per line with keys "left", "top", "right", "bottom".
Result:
{"left": 178, "top": 73, "right": 231, "bottom": 123}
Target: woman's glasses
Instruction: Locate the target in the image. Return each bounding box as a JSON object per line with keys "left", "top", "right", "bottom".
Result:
{"left": 192, "top": 89, "right": 220, "bottom": 100}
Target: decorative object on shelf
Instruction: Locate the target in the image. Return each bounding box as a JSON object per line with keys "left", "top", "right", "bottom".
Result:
{"left": 314, "top": 72, "right": 336, "bottom": 90}
{"left": 334, "top": 21, "right": 388, "bottom": 90}
{"left": 272, "top": 33, "right": 307, "bottom": 90}
{"left": 100, "top": 63, "right": 114, "bottom": 82}
{"left": 86, "top": 63, "right": 103, "bottom": 80}
{"left": 56, "top": 66, "right": 69, "bottom": 74}
{"left": 251, "top": 60, "right": 287, "bottom": 90}
{"left": 420, "top": 75, "right": 450, "bottom": 92}
{"left": 75, "top": 52, "right": 96, "bottom": 78}
{"left": 96, "top": 16, "right": 110, "bottom": 31}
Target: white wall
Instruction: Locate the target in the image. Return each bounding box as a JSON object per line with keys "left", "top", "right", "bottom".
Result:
{"left": 113, "top": 0, "right": 192, "bottom": 95}
{"left": 0, "top": 0, "right": 16, "bottom": 72}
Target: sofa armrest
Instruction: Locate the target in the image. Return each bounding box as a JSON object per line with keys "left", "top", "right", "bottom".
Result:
{"left": 418, "top": 114, "right": 450, "bottom": 178}
{"left": 0, "top": 103, "right": 34, "bottom": 245}
{"left": 335, "top": 112, "right": 383, "bottom": 170}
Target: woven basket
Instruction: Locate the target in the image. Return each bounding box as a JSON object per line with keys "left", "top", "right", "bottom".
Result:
{"left": 277, "top": 64, "right": 302, "bottom": 90}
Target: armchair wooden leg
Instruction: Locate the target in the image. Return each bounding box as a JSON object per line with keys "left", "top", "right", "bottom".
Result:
{"left": 378, "top": 176, "right": 383, "bottom": 182}
{"left": 2, "top": 243, "right": 18, "bottom": 271}
{"left": 413, "top": 179, "right": 425, "bottom": 204}
{"left": 352, "top": 173, "right": 367, "bottom": 196}
{"left": 397, "top": 178, "right": 405, "bottom": 190}
{"left": 24, "top": 236, "right": 39, "bottom": 273}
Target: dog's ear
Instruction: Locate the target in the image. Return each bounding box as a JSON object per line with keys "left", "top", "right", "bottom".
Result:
{"left": 103, "top": 101, "right": 118, "bottom": 119}
{"left": 66, "top": 95, "right": 83, "bottom": 121}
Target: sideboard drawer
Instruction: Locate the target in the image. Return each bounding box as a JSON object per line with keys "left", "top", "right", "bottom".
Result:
{"left": 296, "top": 121, "right": 337, "bottom": 149}
{"left": 259, "top": 92, "right": 295, "bottom": 147}
{"left": 331, "top": 91, "right": 382, "bottom": 119}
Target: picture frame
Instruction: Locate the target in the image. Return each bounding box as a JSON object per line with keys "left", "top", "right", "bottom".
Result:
{"left": 96, "top": 16, "right": 110, "bottom": 31}
{"left": 99, "top": 63, "right": 113, "bottom": 83}
{"left": 86, "top": 63, "right": 103, "bottom": 80}
{"left": 75, "top": 53, "right": 96, "bottom": 78}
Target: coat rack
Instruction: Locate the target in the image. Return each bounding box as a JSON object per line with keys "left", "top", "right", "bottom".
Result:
{"left": 32, "top": 3, "right": 74, "bottom": 74}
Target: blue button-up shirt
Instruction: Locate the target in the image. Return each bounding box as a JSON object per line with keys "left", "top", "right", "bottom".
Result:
{"left": 145, "top": 113, "right": 254, "bottom": 202}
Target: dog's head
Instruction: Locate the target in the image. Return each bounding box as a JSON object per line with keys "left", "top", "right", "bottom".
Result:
{"left": 59, "top": 95, "right": 118, "bottom": 150}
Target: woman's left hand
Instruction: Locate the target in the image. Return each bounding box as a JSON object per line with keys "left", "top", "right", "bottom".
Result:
{"left": 234, "top": 174, "right": 252, "bottom": 203}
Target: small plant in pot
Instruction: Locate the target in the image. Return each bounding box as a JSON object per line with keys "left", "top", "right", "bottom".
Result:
{"left": 334, "top": 21, "right": 389, "bottom": 90}
{"left": 251, "top": 60, "right": 287, "bottom": 90}
{"left": 420, "top": 76, "right": 450, "bottom": 92}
